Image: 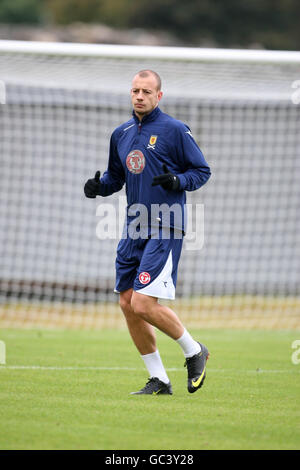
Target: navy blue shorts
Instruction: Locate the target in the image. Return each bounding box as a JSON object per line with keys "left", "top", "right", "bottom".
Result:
{"left": 115, "top": 228, "right": 183, "bottom": 300}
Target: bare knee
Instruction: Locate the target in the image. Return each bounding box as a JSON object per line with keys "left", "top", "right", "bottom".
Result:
{"left": 119, "top": 289, "right": 133, "bottom": 315}
{"left": 131, "top": 292, "right": 156, "bottom": 319}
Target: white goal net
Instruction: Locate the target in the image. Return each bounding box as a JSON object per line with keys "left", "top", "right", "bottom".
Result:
{"left": 0, "top": 40, "right": 300, "bottom": 329}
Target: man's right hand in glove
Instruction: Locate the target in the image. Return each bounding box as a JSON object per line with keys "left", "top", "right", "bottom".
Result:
{"left": 84, "top": 171, "right": 101, "bottom": 198}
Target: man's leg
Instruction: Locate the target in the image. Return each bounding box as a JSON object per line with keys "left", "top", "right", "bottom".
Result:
{"left": 130, "top": 291, "right": 184, "bottom": 340}
{"left": 119, "top": 288, "right": 156, "bottom": 355}
{"left": 130, "top": 292, "right": 200, "bottom": 357}
{"left": 119, "top": 288, "right": 171, "bottom": 390}
{"left": 131, "top": 291, "right": 209, "bottom": 393}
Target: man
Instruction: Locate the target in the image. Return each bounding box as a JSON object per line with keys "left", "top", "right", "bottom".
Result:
{"left": 84, "top": 70, "right": 211, "bottom": 395}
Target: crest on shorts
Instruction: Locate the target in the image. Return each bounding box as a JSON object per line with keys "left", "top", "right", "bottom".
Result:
{"left": 126, "top": 149, "right": 145, "bottom": 174}
{"left": 147, "top": 135, "right": 158, "bottom": 150}
{"left": 139, "top": 272, "right": 151, "bottom": 285}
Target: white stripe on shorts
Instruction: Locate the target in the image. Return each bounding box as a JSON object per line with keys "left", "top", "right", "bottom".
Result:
{"left": 135, "top": 250, "right": 175, "bottom": 300}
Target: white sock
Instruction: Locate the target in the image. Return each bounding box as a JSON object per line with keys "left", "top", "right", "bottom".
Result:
{"left": 141, "top": 350, "right": 170, "bottom": 384}
{"left": 176, "top": 329, "right": 201, "bottom": 358}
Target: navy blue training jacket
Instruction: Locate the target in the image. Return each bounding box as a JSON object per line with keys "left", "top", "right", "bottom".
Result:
{"left": 99, "top": 106, "right": 211, "bottom": 233}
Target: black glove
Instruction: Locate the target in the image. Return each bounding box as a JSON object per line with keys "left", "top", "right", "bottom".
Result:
{"left": 151, "top": 164, "right": 180, "bottom": 191}
{"left": 84, "top": 171, "right": 101, "bottom": 198}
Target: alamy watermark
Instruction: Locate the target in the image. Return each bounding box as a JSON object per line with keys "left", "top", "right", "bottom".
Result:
{"left": 0, "top": 80, "right": 6, "bottom": 104}
{"left": 291, "top": 80, "right": 300, "bottom": 105}
{"left": 291, "top": 340, "right": 300, "bottom": 365}
{"left": 0, "top": 341, "right": 6, "bottom": 364}
{"left": 95, "top": 196, "right": 204, "bottom": 251}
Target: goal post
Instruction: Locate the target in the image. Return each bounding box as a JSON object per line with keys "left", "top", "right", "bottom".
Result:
{"left": 0, "top": 40, "right": 299, "bottom": 329}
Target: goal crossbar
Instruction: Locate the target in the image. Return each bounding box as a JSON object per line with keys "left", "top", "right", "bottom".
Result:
{"left": 1, "top": 39, "right": 300, "bottom": 64}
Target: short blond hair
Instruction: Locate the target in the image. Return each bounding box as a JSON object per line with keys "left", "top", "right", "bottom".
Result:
{"left": 135, "top": 70, "right": 162, "bottom": 91}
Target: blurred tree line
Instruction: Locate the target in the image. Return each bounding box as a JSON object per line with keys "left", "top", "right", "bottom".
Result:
{"left": 0, "top": 0, "right": 299, "bottom": 50}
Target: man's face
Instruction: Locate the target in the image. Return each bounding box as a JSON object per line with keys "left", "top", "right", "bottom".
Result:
{"left": 131, "top": 74, "right": 163, "bottom": 120}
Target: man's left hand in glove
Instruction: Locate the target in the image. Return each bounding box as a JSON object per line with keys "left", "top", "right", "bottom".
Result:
{"left": 151, "top": 164, "right": 180, "bottom": 191}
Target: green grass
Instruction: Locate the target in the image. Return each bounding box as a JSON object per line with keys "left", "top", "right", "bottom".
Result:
{"left": 0, "top": 328, "right": 299, "bottom": 450}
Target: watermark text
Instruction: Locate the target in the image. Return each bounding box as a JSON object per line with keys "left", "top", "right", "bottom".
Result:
{"left": 291, "top": 340, "right": 300, "bottom": 365}
{"left": 291, "top": 80, "right": 300, "bottom": 105}
{"left": 0, "top": 80, "right": 6, "bottom": 104}
{"left": 95, "top": 197, "right": 205, "bottom": 251}
{"left": 0, "top": 341, "right": 6, "bottom": 364}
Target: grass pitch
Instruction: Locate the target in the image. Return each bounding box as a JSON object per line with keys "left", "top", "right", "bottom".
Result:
{"left": 0, "top": 328, "right": 299, "bottom": 450}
